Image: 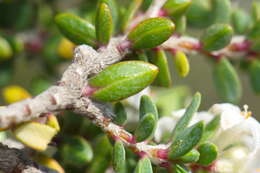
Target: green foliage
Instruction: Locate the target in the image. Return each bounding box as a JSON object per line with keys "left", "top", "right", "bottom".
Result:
{"left": 128, "top": 17, "right": 175, "bottom": 49}
{"left": 197, "top": 142, "right": 218, "bottom": 166}
{"left": 213, "top": 58, "right": 242, "bottom": 103}
{"left": 178, "top": 149, "right": 200, "bottom": 163}
{"left": 201, "top": 24, "right": 233, "bottom": 51}
{"left": 163, "top": 0, "right": 192, "bottom": 19}
{"left": 211, "top": 0, "right": 231, "bottom": 24}
{"left": 89, "top": 61, "right": 158, "bottom": 102}
{"left": 61, "top": 136, "right": 93, "bottom": 166}
{"left": 172, "top": 92, "right": 201, "bottom": 139}
{"left": 0, "top": 36, "right": 12, "bottom": 59}
{"left": 139, "top": 95, "right": 159, "bottom": 120}
{"left": 200, "top": 115, "right": 220, "bottom": 143}
{"left": 151, "top": 49, "right": 172, "bottom": 87}
{"left": 135, "top": 113, "right": 156, "bottom": 142}
{"left": 55, "top": 13, "right": 96, "bottom": 46}
{"left": 96, "top": 3, "right": 113, "bottom": 45}
{"left": 134, "top": 157, "right": 153, "bottom": 173}
{"left": 232, "top": 8, "right": 252, "bottom": 34}
{"left": 113, "top": 102, "right": 127, "bottom": 125}
{"left": 169, "top": 121, "right": 204, "bottom": 159}
{"left": 113, "top": 141, "right": 126, "bottom": 173}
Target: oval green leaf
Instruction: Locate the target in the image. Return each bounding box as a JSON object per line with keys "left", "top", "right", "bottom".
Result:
{"left": 55, "top": 13, "right": 96, "bottom": 46}
{"left": 169, "top": 121, "right": 204, "bottom": 159}
{"left": 135, "top": 113, "right": 156, "bottom": 142}
{"left": 201, "top": 24, "right": 233, "bottom": 51}
{"left": 113, "top": 102, "right": 127, "bottom": 125}
{"left": 178, "top": 149, "right": 200, "bottom": 163}
{"left": 213, "top": 58, "right": 242, "bottom": 103}
{"left": 96, "top": 3, "right": 113, "bottom": 45}
{"left": 89, "top": 61, "right": 158, "bottom": 102}
{"left": 139, "top": 95, "right": 158, "bottom": 120}
{"left": 61, "top": 136, "right": 93, "bottom": 166}
{"left": 128, "top": 17, "right": 175, "bottom": 49}
{"left": 232, "top": 8, "right": 252, "bottom": 34}
{"left": 212, "top": 0, "right": 231, "bottom": 23}
{"left": 163, "top": 0, "right": 192, "bottom": 19}
{"left": 134, "top": 157, "right": 153, "bottom": 173}
{"left": 151, "top": 49, "right": 172, "bottom": 87}
{"left": 197, "top": 142, "right": 218, "bottom": 166}
{"left": 113, "top": 141, "right": 126, "bottom": 173}
{"left": 0, "top": 36, "right": 12, "bottom": 60}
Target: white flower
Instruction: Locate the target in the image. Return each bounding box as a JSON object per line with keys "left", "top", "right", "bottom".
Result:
{"left": 155, "top": 103, "right": 260, "bottom": 173}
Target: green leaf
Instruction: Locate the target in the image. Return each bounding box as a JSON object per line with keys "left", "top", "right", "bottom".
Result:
{"left": 201, "top": 24, "right": 233, "bottom": 51}
{"left": 173, "top": 50, "right": 190, "bottom": 77}
{"left": 163, "top": 0, "right": 192, "bottom": 19}
{"left": 232, "top": 8, "right": 252, "bottom": 34}
{"left": 121, "top": 0, "right": 143, "bottom": 32}
{"left": 212, "top": 0, "right": 231, "bottom": 24}
{"left": 197, "top": 142, "right": 218, "bottom": 166}
{"left": 61, "top": 136, "right": 93, "bottom": 166}
{"left": 141, "top": 0, "right": 153, "bottom": 11}
{"left": 135, "top": 157, "right": 153, "bottom": 173}
{"left": 249, "top": 21, "right": 260, "bottom": 39}
{"left": 174, "top": 164, "right": 189, "bottom": 173}
{"left": 135, "top": 113, "right": 156, "bottom": 142}
{"left": 175, "top": 16, "right": 187, "bottom": 34}
{"left": 99, "top": 0, "right": 119, "bottom": 29}
{"left": 151, "top": 49, "right": 172, "bottom": 87}
{"left": 186, "top": 0, "right": 212, "bottom": 28}
{"left": 249, "top": 60, "right": 260, "bottom": 94}
{"left": 0, "top": 36, "right": 12, "bottom": 60}
{"left": 114, "top": 102, "right": 127, "bottom": 125}
{"left": 213, "top": 58, "right": 242, "bottom": 103}
{"left": 201, "top": 115, "right": 220, "bottom": 143}
{"left": 128, "top": 17, "right": 175, "bottom": 49}
{"left": 178, "top": 149, "right": 200, "bottom": 163}
{"left": 140, "top": 95, "right": 158, "bottom": 120}
{"left": 172, "top": 92, "right": 201, "bottom": 139}
{"left": 96, "top": 3, "right": 113, "bottom": 45}
{"left": 89, "top": 61, "right": 158, "bottom": 102}
{"left": 113, "top": 141, "right": 126, "bottom": 173}
{"left": 55, "top": 13, "right": 96, "bottom": 46}
{"left": 169, "top": 121, "right": 204, "bottom": 159}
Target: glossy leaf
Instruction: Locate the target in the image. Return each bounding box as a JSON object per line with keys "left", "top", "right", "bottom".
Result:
{"left": 135, "top": 113, "right": 156, "bottom": 142}
{"left": 121, "top": 0, "right": 143, "bottom": 32}
{"left": 197, "top": 142, "right": 218, "bottom": 166}
{"left": 134, "top": 157, "right": 153, "bottom": 173}
{"left": 89, "top": 61, "right": 158, "bottom": 102}
{"left": 232, "top": 8, "right": 252, "bottom": 34}
{"left": 151, "top": 49, "right": 172, "bottom": 87}
{"left": 61, "top": 136, "right": 93, "bottom": 166}
{"left": 113, "top": 141, "right": 126, "bottom": 173}
{"left": 114, "top": 102, "right": 127, "bottom": 125}
{"left": 173, "top": 50, "right": 190, "bottom": 77}
{"left": 0, "top": 36, "right": 12, "bottom": 60}
{"left": 128, "top": 17, "right": 175, "bottom": 49}
{"left": 201, "top": 115, "right": 220, "bottom": 143}
{"left": 213, "top": 58, "right": 242, "bottom": 103}
{"left": 178, "top": 149, "right": 200, "bottom": 163}
{"left": 212, "top": 0, "right": 231, "bottom": 23}
{"left": 172, "top": 92, "right": 201, "bottom": 139}
{"left": 96, "top": 3, "right": 113, "bottom": 45}
{"left": 139, "top": 95, "right": 158, "bottom": 120}
{"left": 201, "top": 24, "right": 233, "bottom": 51}
{"left": 163, "top": 0, "right": 192, "bottom": 18}
{"left": 55, "top": 13, "right": 96, "bottom": 46}
{"left": 169, "top": 121, "right": 204, "bottom": 159}
{"left": 14, "top": 122, "right": 57, "bottom": 151}
{"left": 249, "top": 60, "right": 260, "bottom": 94}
